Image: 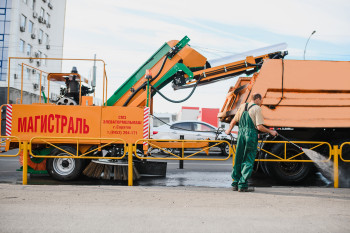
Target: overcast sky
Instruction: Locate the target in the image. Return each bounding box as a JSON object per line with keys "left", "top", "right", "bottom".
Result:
{"left": 63, "top": 0, "right": 350, "bottom": 113}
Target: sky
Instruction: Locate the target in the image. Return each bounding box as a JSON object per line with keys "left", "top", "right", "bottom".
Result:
{"left": 63, "top": 0, "right": 350, "bottom": 114}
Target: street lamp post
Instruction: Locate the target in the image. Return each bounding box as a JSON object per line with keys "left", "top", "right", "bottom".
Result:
{"left": 303, "top": 30, "right": 316, "bottom": 60}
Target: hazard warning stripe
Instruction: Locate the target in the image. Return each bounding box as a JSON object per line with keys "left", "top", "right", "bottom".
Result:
{"left": 6, "top": 104, "right": 12, "bottom": 136}
{"left": 143, "top": 107, "right": 150, "bottom": 146}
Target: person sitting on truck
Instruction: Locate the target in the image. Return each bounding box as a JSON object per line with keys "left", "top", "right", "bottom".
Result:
{"left": 225, "top": 93, "right": 278, "bottom": 192}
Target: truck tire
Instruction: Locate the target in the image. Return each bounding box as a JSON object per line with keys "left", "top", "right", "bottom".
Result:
{"left": 46, "top": 146, "right": 84, "bottom": 181}
{"left": 262, "top": 143, "right": 311, "bottom": 183}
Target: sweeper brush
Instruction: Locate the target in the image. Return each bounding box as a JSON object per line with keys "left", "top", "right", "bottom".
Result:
{"left": 83, "top": 160, "right": 140, "bottom": 181}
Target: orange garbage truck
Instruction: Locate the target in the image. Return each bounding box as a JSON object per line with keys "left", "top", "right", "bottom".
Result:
{"left": 218, "top": 59, "right": 350, "bottom": 183}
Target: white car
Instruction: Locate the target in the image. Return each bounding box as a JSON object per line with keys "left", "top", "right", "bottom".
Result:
{"left": 151, "top": 121, "right": 233, "bottom": 156}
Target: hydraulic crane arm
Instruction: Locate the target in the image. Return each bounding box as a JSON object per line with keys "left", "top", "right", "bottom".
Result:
{"left": 106, "top": 36, "right": 287, "bottom": 109}
{"left": 173, "top": 43, "right": 288, "bottom": 90}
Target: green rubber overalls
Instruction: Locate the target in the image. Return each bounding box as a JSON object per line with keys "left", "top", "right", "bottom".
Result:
{"left": 231, "top": 103, "right": 259, "bottom": 189}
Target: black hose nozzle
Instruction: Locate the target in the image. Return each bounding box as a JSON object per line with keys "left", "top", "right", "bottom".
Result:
{"left": 278, "top": 134, "right": 303, "bottom": 151}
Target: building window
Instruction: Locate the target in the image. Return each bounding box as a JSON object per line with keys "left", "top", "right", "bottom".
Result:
{"left": 44, "top": 33, "right": 49, "bottom": 44}
{"left": 37, "top": 51, "right": 42, "bottom": 66}
{"left": 36, "top": 73, "right": 40, "bottom": 84}
{"left": 39, "top": 29, "right": 43, "bottom": 43}
{"left": 17, "top": 64, "right": 22, "bottom": 78}
{"left": 26, "top": 44, "right": 32, "bottom": 56}
{"left": 28, "top": 20, "right": 33, "bottom": 33}
{"left": 30, "top": 0, "right": 35, "bottom": 10}
{"left": 48, "top": 0, "right": 53, "bottom": 10}
{"left": 43, "top": 54, "right": 47, "bottom": 66}
{"left": 43, "top": 74, "right": 47, "bottom": 86}
{"left": 40, "top": 7, "right": 44, "bottom": 18}
{"left": 20, "top": 14, "right": 27, "bottom": 28}
{"left": 25, "top": 68, "right": 30, "bottom": 80}
{"left": 19, "top": 39, "right": 25, "bottom": 53}
{"left": 45, "top": 13, "right": 50, "bottom": 24}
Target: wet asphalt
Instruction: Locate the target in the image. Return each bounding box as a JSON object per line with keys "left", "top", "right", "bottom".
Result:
{"left": 0, "top": 149, "right": 332, "bottom": 188}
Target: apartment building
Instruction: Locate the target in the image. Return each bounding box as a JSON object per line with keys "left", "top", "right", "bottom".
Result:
{"left": 0, "top": 0, "right": 66, "bottom": 105}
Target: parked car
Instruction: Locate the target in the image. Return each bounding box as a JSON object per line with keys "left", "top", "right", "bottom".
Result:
{"left": 151, "top": 121, "right": 234, "bottom": 156}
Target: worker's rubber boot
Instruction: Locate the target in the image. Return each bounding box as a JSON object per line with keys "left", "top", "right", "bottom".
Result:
{"left": 238, "top": 187, "right": 255, "bottom": 192}
{"left": 232, "top": 186, "right": 238, "bottom": 191}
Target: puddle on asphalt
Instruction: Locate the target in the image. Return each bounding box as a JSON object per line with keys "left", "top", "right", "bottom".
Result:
{"left": 5, "top": 166, "right": 332, "bottom": 188}
{"left": 13, "top": 171, "right": 333, "bottom": 188}
{"left": 138, "top": 172, "right": 232, "bottom": 188}
{"left": 136, "top": 171, "right": 331, "bottom": 188}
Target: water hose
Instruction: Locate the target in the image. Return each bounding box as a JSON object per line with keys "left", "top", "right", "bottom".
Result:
{"left": 150, "top": 75, "right": 203, "bottom": 103}
{"left": 254, "top": 133, "right": 303, "bottom": 172}
{"left": 278, "top": 134, "right": 303, "bottom": 151}
{"left": 123, "top": 55, "right": 168, "bottom": 106}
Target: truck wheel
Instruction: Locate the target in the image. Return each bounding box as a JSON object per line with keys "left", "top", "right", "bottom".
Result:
{"left": 46, "top": 146, "right": 84, "bottom": 181}
{"left": 263, "top": 144, "right": 311, "bottom": 183}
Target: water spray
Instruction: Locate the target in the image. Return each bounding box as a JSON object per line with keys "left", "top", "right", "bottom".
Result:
{"left": 277, "top": 133, "right": 334, "bottom": 182}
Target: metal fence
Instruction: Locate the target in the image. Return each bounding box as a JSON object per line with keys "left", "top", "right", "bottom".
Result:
{"left": 0, "top": 136, "right": 348, "bottom": 188}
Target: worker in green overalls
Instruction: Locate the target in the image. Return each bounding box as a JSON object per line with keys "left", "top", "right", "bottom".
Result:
{"left": 225, "top": 93, "right": 277, "bottom": 192}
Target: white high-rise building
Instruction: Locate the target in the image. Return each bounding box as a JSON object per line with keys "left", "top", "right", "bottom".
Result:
{"left": 0, "top": 0, "right": 66, "bottom": 105}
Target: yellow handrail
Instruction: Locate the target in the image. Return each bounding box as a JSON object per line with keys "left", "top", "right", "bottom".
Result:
{"left": 133, "top": 139, "right": 233, "bottom": 161}
{"left": 256, "top": 140, "right": 332, "bottom": 162}
{"left": 2, "top": 136, "right": 343, "bottom": 188}
{"left": 0, "top": 136, "right": 21, "bottom": 157}
{"left": 21, "top": 63, "right": 49, "bottom": 104}
{"left": 29, "top": 136, "right": 127, "bottom": 159}
{"left": 7, "top": 57, "right": 107, "bottom": 105}
{"left": 339, "top": 142, "right": 350, "bottom": 162}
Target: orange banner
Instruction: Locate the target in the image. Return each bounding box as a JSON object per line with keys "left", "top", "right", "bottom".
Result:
{"left": 10, "top": 105, "right": 145, "bottom": 143}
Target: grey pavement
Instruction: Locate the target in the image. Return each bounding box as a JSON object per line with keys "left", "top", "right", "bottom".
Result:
{"left": 0, "top": 151, "right": 348, "bottom": 233}
{"left": 0, "top": 184, "right": 349, "bottom": 233}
